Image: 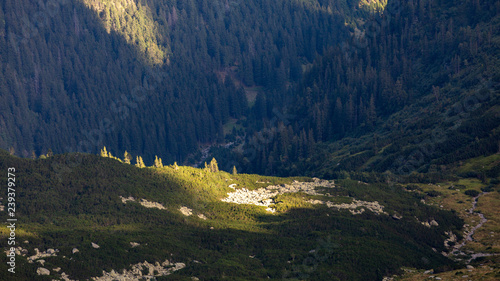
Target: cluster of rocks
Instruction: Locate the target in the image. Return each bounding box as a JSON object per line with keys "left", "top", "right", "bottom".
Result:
{"left": 222, "top": 178, "right": 334, "bottom": 207}
{"left": 28, "top": 248, "right": 59, "bottom": 263}
{"left": 449, "top": 192, "right": 490, "bottom": 262}
{"left": 5, "top": 246, "right": 29, "bottom": 257}
{"left": 221, "top": 178, "right": 386, "bottom": 215}
{"left": 422, "top": 219, "right": 439, "bottom": 228}
{"left": 119, "top": 196, "right": 166, "bottom": 210}
{"left": 308, "top": 199, "right": 387, "bottom": 215}
{"left": 179, "top": 206, "right": 193, "bottom": 216}
{"left": 37, "top": 267, "right": 75, "bottom": 280}
{"left": 92, "top": 260, "right": 186, "bottom": 281}
{"left": 444, "top": 230, "right": 458, "bottom": 248}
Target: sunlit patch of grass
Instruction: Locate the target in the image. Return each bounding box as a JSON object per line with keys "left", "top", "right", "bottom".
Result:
{"left": 474, "top": 192, "right": 500, "bottom": 253}
{"left": 0, "top": 227, "right": 38, "bottom": 239}
{"left": 272, "top": 193, "right": 314, "bottom": 213}
{"left": 457, "top": 178, "right": 485, "bottom": 190}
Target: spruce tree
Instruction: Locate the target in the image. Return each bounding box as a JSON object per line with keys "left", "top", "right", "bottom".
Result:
{"left": 154, "top": 155, "right": 163, "bottom": 168}
{"left": 136, "top": 156, "right": 145, "bottom": 168}
{"left": 100, "top": 147, "right": 109, "bottom": 157}
{"left": 124, "top": 151, "right": 131, "bottom": 164}
{"left": 232, "top": 165, "right": 238, "bottom": 175}
{"left": 209, "top": 158, "right": 219, "bottom": 173}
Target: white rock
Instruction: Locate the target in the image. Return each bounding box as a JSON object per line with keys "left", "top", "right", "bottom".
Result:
{"left": 197, "top": 214, "right": 207, "bottom": 220}
{"left": 53, "top": 267, "right": 61, "bottom": 272}
{"left": 72, "top": 248, "right": 79, "bottom": 254}
{"left": 180, "top": 206, "right": 193, "bottom": 216}
{"left": 130, "top": 242, "right": 140, "bottom": 248}
{"left": 37, "top": 267, "right": 50, "bottom": 275}
{"left": 92, "top": 242, "right": 100, "bottom": 249}
{"left": 37, "top": 259, "right": 45, "bottom": 266}
{"left": 140, "top": 199, "right": 166, "bottom": 210}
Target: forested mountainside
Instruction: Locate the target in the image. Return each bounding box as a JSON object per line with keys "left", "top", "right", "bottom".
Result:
{"left": 216, "top": 0, "right": 500, "bottom": 177}
{"left": 0, "top": 0, "right": 377, "bottom": 164}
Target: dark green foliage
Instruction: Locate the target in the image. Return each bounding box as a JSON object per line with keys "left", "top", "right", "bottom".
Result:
{"left": 426, "top": 190, "right": 443, "bottom": 198}
{"left": 216, "top": 0, "right": 500, "bottom": 178}
{"left": 0, "top": 0, "right": 362, "bottom": 164}
{"left": 464, "top": 189, "right": 480, "bottom": 197}
{"left": 0, "top": 151, "right": 462, "bottom": 280}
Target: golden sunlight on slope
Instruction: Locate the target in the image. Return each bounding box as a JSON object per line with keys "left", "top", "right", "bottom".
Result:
{"left": 81, "top": 0, "right": 170, "bottom": 65}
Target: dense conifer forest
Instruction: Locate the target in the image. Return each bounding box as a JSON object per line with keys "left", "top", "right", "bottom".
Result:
{"left": 0, "top": 0, "right": 374, "bottom": 164}
{"left": 0, "top": 0, "right": 499, "bottom": 280}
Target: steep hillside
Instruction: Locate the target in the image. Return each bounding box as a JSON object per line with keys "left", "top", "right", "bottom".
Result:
{"left": 214, "top": 0, "right": 500, "bottom": 178}
{"left": 0, "top": 0, "right": 375, "bottom": 164}
{"left": 0, "top": 150, "right": 467, "bottom": 280}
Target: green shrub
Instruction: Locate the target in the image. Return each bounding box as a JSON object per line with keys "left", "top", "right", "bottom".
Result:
{"left": 426, "top": 190, "right": 442, "bottom": 197}
{"left": 464, "top": 190, "right": 480, "bottom": 197}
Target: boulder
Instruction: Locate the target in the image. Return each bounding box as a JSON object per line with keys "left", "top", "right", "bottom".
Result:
{"left": 37, "top": 267, "right": 50, "bottom": 275}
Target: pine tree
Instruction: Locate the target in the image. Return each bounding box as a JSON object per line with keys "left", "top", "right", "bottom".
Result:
{"left": 47, "top": 149, "right": 54, "bottom": 157}
{"left": 124, "top": 151, "right": 131, "bottom": 164}
{"left": 136, "top": 156, "right": 145, "bottom": 168}
{"left": 31, "top": 150, "right": 36, "bottom": 159}
{"left": 9, "top": 146, "right": 15, "bottom": 155}
{"left": 232, "top": 165, "right": 238, "bottom": 175}
{"left": 209, "top": 158, "right": 219, "bottom": 173}
{"left": 100, "top": 146, "right": 109, "bottom": 157}
{"left": 154, "top": 155, "right": 163, "bottom": 168}
{"left": 174, "top": 161, "right": 179, "bottom": 170}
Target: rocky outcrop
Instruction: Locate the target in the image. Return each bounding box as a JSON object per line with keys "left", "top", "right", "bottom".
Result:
{"left": 91, "top": 259, "right": 186, "bottom": 281}
{"left": 139, "top": 199, "right": 166, "bottom": 210}
{"left": 221, "top": 178, "right": 387, "bottom": 215}
{"left": 308, "top": 199, "right": 387, "bottom": 215}
{"left": 222, "top": 178, "right": 334, "bottom": 210}
{"left": 28, "top": 248, "right": 59, "bottom": 263}
{"left": 119, "top": 196, "right": 166, "bottom": 210}
{"left": 179, "top": 206, "right": 193, "bottom": 216}
{"left": 37, "top": 267, "right": 50, "bottom": 275}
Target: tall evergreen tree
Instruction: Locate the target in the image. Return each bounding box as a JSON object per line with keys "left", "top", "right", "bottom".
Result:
{"left": 124, "top": 151, "right": 132, "bottom": 164}
{"left": 100, "top": 147, "right": 109, "bottom": 158}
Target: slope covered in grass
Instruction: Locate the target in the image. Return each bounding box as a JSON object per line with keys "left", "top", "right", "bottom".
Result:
{"left": 0, "top": 150, "right": 464, "bottom": 280}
